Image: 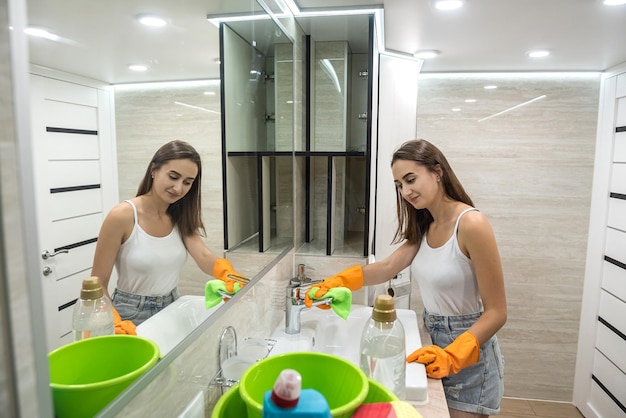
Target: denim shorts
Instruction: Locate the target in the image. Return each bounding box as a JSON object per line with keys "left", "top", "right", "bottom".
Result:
{"left": 423, "top": 310, "right": 505, "bottom": 415}
{"left": 112, "top": 288, "right": 179, "bottom": 326}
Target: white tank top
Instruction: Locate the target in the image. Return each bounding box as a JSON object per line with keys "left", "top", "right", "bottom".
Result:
{"left": 411, "top": 208, "right": 483, "bottom": 316}
{"left": 115, "top": 200, "right": 187, "bottom": 296}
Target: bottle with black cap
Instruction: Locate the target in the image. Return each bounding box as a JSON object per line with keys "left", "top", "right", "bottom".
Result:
{"left": 359, "top": 294, "right": 406, "bottom": 399}
{"left": 72, "top": 276, "right": 114, "bottom": 341}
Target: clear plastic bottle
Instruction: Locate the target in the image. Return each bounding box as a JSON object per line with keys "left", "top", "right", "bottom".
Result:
{"left": 359, "top": 294, "right": 406, "bottom": 399}
{"left": 72, "top": 276, "right": 114, "bottom": 341}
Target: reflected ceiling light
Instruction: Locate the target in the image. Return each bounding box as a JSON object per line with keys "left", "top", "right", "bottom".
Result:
{"left": 478, "top": 95, "right": 546, "bottom": 122}
{"left": 527, "top": 49, "right": 550, "bottom": 58}
{"left": 174, "top": 101, "right": 221, "bottom": 115}
{"left": 465, "top": 99, "right": 477, "bottom": 103}
{"left": 319, "top": 59, "right": 342, "bottom": 93}
{"left": 484, "top": 85, "right": 498, "bottom": 89}
{"left": 128, "top": 64, "right": 148, "bottom": 72}
{"left": 451, "top": 108, "right": 461, "bottom": 112}
{"left": 413, "top": 50, "right": 440, "bottom": 59}
{"left": 24, "top": 27, "right": 61, "bottom": 41}
{"left": 433, "top": 0, "right": 465, "bottom": 10}
{"left": 204, "top": 91, "right": 216, "bottom": 96}
{"left": 603, "top": 0, "right": 626, "bottom": 5}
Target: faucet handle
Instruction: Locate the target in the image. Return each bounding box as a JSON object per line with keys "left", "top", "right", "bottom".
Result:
{"left": 297, "top": 263, "right": 306, "bottom": 282}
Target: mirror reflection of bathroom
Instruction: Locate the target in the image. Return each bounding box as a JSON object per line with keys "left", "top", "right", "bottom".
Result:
{"left": 296, "top": 14, "right": 373, "bottom": 258}
{"left": 220, "top": 18, "right": 295, "bottom": 261}
{"left": 24, "top": 0, "right": 293, "bottom": 364}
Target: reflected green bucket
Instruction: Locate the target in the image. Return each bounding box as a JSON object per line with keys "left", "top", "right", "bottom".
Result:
{"left": 48, "top": 335, "right": 159, "bottom": 418}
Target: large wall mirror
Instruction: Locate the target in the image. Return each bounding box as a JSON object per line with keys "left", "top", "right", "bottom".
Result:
{"left": 23, "top": 0, "right": 295, "bottom": 412}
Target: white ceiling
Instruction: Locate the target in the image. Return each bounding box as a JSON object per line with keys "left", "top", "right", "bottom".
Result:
{"left": 25, "top": 0, "right": 626, "bottom": 84}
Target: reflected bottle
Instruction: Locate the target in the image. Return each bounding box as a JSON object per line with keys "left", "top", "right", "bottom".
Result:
{"left": 72, "top": 276, "right": 114, "bottom": 341}
{"left": 359, "top": 294, "right": 406, "bottom": 399}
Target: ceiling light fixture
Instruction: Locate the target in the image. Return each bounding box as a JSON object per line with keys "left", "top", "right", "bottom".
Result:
{"left": 465, "top": 99, "right": 477, "bottom": 103}
{"left": 137, "top": 14, "right": 168, "bottom": 27}
{"left": 603, "top": 0, "right": 626, "bottom": 5}
{"left": 433, "top": 0, "right": 465, "bottom": 10}
{"left": 128, "top": 64, "right": 148, "bottom": 72}
{"left": 527, "top": 49, "right": 550, "bottom": 58}
{"left": 484, "top": 85, "right": 498, "bottom": 90}
{"left": 413, "top": 50, "right": 440, "bottom": 59}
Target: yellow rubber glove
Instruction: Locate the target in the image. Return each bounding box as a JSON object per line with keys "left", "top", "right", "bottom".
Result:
{"left": 213, "top": 257, "right": 247, "bottom": 293}
{"left": 304, "top": 265, "right": 363, "bottom": 308}
{"left": 406, "top": 331, "right": 479, "bottom": 379}
{"left": 112, "top": 306, "right": 137, "bottom": 335}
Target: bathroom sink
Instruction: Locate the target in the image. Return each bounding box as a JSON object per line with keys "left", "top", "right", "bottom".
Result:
{"left": 269, "top": 304, "right": 428, "bottom": 402}
{"left": 137, "top": 295, "right": 222, "bottom": 356}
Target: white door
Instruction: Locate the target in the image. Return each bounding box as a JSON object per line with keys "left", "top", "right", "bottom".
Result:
{"left": 29, "top": 71, "right": 118, "bottom": 351}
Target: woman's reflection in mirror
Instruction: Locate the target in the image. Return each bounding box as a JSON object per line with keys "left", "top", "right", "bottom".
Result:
{"left": 90, "top": 140, "right": 246, "bottom": 333}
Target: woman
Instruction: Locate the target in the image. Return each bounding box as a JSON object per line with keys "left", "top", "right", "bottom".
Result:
{"left": 306, "top": 139, "right": 506, "bottom": 417}
{"left": 91, "top": 140, "right": 243, "bottom": 333}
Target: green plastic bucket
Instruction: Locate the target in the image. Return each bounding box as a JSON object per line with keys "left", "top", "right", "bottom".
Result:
{"left": 212, "top": 383, "right": 247, "bottom": 418}
{"left": 212, "top": 377, "right": 396, "bottom": 418}
{"left": 239, "top": 352, "right": 368, "bottom": 418}
{"left": 362, "top": 378, "right": 399, "bottom": 404}
{"left": 48, "top": 335, "right": 160, "bottom": 418}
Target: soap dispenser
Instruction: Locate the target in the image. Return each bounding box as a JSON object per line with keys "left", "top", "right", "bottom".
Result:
{"left": 359, "top": 294, "right": 406, "bottom": 399}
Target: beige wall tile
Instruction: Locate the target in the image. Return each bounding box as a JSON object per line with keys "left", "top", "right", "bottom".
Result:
{"left": 415, "top": 73, "right": 601, "bottom": 401}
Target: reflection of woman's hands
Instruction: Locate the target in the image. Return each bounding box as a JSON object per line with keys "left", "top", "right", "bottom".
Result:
{"left": 112, "top": 307, "right": 137, "bottom": 335}
{"left": 213, "top": 258, "right": 247, "bottom": 292}
{"left": 406, "top": 331, "right": 479, "bottom": 379}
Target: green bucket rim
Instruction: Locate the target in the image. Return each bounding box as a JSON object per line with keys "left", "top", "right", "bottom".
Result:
{"left": 239, "top": 351, "right": 368, "bottom": 416}
{"left": 48, "top": 335, "right": 160, "bottom": 391}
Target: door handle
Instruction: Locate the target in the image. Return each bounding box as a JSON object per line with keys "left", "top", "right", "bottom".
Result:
{"left": 43, "top": 266, "right": 52, "bottom": 276}
{"left": 41, "top": 249, "right": 69, "bottom": 260}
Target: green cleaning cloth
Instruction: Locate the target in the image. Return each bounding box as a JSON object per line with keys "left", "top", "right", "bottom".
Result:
{"left": 307, "top": 286, "right": 352, "bottom": 319}
{"left": 205, "top": 280, "right": 241, "bottom": 309}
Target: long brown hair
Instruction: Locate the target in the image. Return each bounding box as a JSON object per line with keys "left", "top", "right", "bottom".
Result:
{"left": 391, "top": 139, "right": 473, "bottom": 246}
{"left": 136, "top": 140, "right": 205, "bottom": 237}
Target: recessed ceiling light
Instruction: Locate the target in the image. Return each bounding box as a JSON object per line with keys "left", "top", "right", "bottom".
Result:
{"left": 433, "top": 0, "right": 464, "bottom": 10}
{"left": 137, "top": 14, "right": 167, "bottom": 27}
{"left": 527, "top": 49, "right": 550, "bottom": 58}
{"left": 128, "top": 64, "right": 148, "bottom": 72}
{"left": 484, "top": 85, "right": 498, "bottom": 90}
{"left": 413, "top": 50, "right": 440, "bottom": 59}
{"left": 603, "top": 0, "right": 626, "bottom": 5}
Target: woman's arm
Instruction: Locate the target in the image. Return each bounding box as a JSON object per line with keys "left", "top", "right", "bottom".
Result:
{"left": 91, "top": 203, "right": 134, "bottom": 299}
{"left": 459, "top": 210, "right": 507, "bottom": 345}
{"left": 362, "top": 241, "right": 419, "bottom": 287}
{"left": 183, "top": 233, "right": 220, "bottom": 276}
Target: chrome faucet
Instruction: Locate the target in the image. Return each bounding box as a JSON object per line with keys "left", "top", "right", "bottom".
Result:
{"left": 285, "top": 264, "right": 331, "bottom": 334}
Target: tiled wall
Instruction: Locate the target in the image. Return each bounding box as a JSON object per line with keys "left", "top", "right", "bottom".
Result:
{"left": 413, "top": 73, "right": 601, "bottom": 401}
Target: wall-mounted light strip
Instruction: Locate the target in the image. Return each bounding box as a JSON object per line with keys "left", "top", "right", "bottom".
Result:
{"left": 478, "top": 95, "right": 546, "bottom": 123}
